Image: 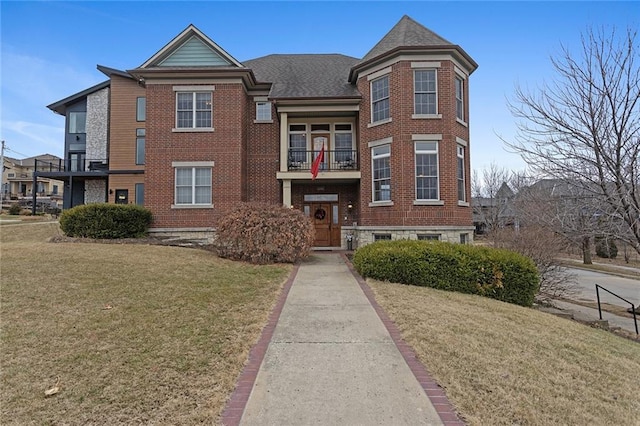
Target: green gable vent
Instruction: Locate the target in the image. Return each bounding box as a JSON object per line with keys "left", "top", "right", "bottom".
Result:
{"left": 159, "top": 36, "right": 231, "bottom": 67}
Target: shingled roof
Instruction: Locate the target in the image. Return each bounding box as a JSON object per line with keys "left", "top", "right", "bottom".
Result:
{"left": 243, "top": 54, "right": 360, "bottom": 99}
{"left": 360, "top": 15, "right": 454, "bottom": 63}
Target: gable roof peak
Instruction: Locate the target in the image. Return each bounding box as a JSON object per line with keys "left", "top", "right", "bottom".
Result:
{"left": 139, "top": 24, "right": 243, "bottom": 69}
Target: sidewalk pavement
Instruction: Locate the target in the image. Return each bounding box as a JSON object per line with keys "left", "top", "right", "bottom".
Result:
{"left": 222, "top": 253, "right": 461, "bottom": 426}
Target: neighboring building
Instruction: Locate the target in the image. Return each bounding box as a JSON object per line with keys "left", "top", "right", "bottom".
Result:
{"left": 43, "top": 15, "right": 478, "bottom": 248}
{"left": 2, "top": 154, "right": 64, "bottom": 206}
{"left": 472, "top": 182, "right": 516, "bottom": 234}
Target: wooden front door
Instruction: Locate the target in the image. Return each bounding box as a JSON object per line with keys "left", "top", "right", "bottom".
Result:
{"left": 311, "top": 203, "right": 341, "bottom": 247}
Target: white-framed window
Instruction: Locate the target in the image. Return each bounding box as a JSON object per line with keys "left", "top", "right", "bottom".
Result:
{"left": 176, "top": 92, "right": 212, "bottom": 129}
{"left": 136, "top": 128, "right": 145, "bottom": 165}
{"left": 136, "top": 97, "right": 146, "bottom": 122}
{"left": 460, "top": 233, "right": 469, "bottom": 244}
{"left": 334, "top": 123, "right": 353, "bottom": 163}
{"left": 415, "top": 141, "right": 439, "bottom": 200}
{"left": 288, "top": 124, "right": 307, "bottom": 164}
{"left": 256, "top": 101, "right": 271, "bottom": 121}
{"left": 457, "top": 145, "right": 466, "bottom": 202}
{"left": 174, "top": 166, "right": 212, "bottom": 205}
{"left": 372, "top": 144, "right": 391, "bottom": 202}
{"left": 414, "top": 70, "right": 437, "bottom": 115}
{"left": 371, "top": 75, "right": 390, "bottom": 123}
{"left": 455, "top": 76, "right": 464, "bottom": 121}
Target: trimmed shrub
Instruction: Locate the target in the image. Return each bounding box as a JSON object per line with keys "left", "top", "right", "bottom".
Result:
{"left": 8, "top": 203, "right": 21, "bottom": 215}
{"left": 215, "top": 202, "right": 314, "bottom": 264}
{"left": 595, "top": 236, "right": 618, "bottom": 259}
{"left": 352, "top": 240, "right": 539, "bottom": 307}
{"left": 59, "top": 203, "right": 152, "bottom": 239}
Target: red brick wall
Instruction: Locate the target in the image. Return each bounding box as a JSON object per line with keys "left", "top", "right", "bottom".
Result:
{"left": 356, "top": 60, "right": 473, "bottom": 227}
{"left": 246, "top": 101, "right": 281, "bottom": 204}
{"left": 145, "top": 83, "right": 246, "bottom": 228}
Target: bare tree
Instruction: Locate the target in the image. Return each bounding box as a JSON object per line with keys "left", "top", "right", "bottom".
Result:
{"left": 472, "top": 163, "right": 514, "bottom": 240}
{"left": 506, "top": 26, "right": 640, "bottom": 254}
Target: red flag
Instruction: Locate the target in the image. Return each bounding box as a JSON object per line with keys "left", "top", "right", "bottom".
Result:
{"left": 310, "top": 143, "right": 324, "bottom": 180}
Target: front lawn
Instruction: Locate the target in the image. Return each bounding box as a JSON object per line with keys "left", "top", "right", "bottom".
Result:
{"left": 368, "top": 279, "right": 640, "bottom": 425}
{"left": 0, "top": 222, "right": 290, "bottom": 424}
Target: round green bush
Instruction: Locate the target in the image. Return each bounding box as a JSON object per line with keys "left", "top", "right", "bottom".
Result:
{"left": 352, "top": 240, "right": 539, "bottom": 307}
{"left": 215, "top": 202, "right": 314, "bottom": 264}
{"left": 59, "top": 203, "right": 153, "bottom": 239}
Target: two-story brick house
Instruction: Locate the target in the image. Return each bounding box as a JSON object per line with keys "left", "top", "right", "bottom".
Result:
{"left": 43, "top": 15, "right": 477, "bottom": 248}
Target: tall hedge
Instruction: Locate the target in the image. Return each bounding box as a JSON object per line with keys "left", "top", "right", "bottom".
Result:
{"left": 59, "top": 203, "right": 153, "bottom": 239}
{"left": 352, "top": 240, "right": 539, "bottom": 307}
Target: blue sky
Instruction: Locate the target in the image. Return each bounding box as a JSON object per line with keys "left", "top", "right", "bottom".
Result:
{"left": 1, "top": 1, "right": 637, "bottom": 174}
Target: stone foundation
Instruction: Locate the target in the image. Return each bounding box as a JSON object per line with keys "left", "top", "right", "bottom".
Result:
{"left": 340, "top": 225, "right": 475, "bottom": 250}
{"left": 148, "top": 227, "right": 215, "bottom": 244}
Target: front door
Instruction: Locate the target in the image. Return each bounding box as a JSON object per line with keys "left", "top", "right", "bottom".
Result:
{"left": 311, "top": 202, "right": 341, "bottom": 247}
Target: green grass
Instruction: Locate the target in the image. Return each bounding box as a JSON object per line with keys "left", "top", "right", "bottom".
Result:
{"left": 1, "top": 222, "right": 291, "bottom": 425}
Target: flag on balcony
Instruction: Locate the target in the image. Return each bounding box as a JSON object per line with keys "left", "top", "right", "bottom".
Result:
{"left": 311, "top": 143, "right": 324, "bottom": 180}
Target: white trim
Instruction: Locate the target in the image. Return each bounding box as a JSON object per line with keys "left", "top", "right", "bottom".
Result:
{"left": 173, "top": 85, "right": 216, "bottom": 92}
{"left": 414, "top": 200, "right": 445, "bottom": 206}
{"left": 454, "top": 66, "right": 468, "bottom": 78}
{"left": 456, "top": 118, "right": 468, "bottom": 127}
{"left": 411, "top": 61, "right": 441, "bottom": 68}
{"left": 171, "top": 204, "right": 214, "bottom": 209}
{"left": 455, "top": 137, "right": 468, "bottom": 147}
{"left": 253, "top": 120, "right": 273, "bottom": 124}
{"left": 368, "top": 137, "right": 393, "bottom": 148}
{"left": 277, "top": 104, "right": 359, "bottom": 113}
{"left": 412, "top": 134, "right": 442, "bottom": 141}
{"left": 367, "top": 117, "right": 393, "bottom": 128}
{"left": 359, "top": 54, "right": 475, "bottom": 79}
{"left": 172, "top": 127, "right": 214, "bottom": 133}
{"left": 366, "top": 66, "right": 392, "bottom": 81}
{"left": 368, "top": 201, "right": 394, "bottom": 207}
{"left": 172, "top": 161, "right": 215, "bottom": 167}
{"left": 458, "top": 201, "right": 470, "bottom": 207}
{"left": 253, "top": 96, "right": 269, "bottom": 102}
{"left": 412, "top": 114, "right": 442, "bottom": 120}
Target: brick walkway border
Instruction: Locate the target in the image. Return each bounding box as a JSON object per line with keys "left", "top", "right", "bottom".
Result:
{"left": 220, "top": 264, "right": 300, "bottom": 426}
{"left": 341, "top": 253, "right": 466, "bottom": 426}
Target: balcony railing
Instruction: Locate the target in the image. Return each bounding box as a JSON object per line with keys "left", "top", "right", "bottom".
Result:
{"left": 34, "top": 158, "right": 109, "bottom": 173}
{"left": 287, "top": 150, "right": 358, "bottom": 172}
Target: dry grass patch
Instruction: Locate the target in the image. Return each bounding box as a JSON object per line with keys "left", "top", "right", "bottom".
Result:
{"left": 368, "top": 279, "right": 640, "bottom": 426}
{"left": 1, "top": 223, "right": 291, "bottom": 425}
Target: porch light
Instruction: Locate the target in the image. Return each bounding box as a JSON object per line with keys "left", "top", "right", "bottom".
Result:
{"left": 347, "top": 201, "right": 353, "bottom": 213}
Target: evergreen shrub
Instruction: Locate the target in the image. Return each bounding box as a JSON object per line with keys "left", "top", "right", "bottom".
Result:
{"left": 59, "top": 203, "right": 152, "bottom": 239}
{"left": 352, "top": 240, "right": 539, "bottom": 307}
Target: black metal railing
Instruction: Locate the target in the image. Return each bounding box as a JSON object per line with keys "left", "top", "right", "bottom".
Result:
{"left": 287, "top": 150, "right": 358, "bottom": 172}
{"left": 34, "top": 158, "right": 109, "bottom": 173}
{"left": 595, "top": 284, "right": 638, "bottom": 334}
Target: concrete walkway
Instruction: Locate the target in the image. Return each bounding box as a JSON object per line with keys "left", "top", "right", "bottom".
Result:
{"left": 222, "top": 253, "right": 461, "bottom": 425}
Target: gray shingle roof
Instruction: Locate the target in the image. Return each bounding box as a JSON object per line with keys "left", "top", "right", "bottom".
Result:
{"left": 243, "top": 54, "right": 360, "bottom": 99}
{"left": 360, "top": 15, "right": 454, "bottom": 63}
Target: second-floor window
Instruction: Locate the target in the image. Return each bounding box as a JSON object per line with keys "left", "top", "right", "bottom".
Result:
{"left": 176, "top": 92, "right": 212, "bottom": 129}
{"left": 414, "top": 70, "right": 437, "bottom": 115}
{"left": 371, "top": 75, "right": 390, "bottom": 123}
{"left": 69, "top": 112, "right": 86, "bottom": 134}
{"left": 455, "top": 76, "right": 464, "bottom": 121}
{"left": 136, "top": 129, "right": 145, "bottom": 165}
{"left": 256, "top": 102, "right": 271, "bottom": 121}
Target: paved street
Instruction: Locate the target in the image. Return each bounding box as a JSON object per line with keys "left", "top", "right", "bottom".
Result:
{"left": 565, "top": 267, "right": 639, "bottom": 308}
